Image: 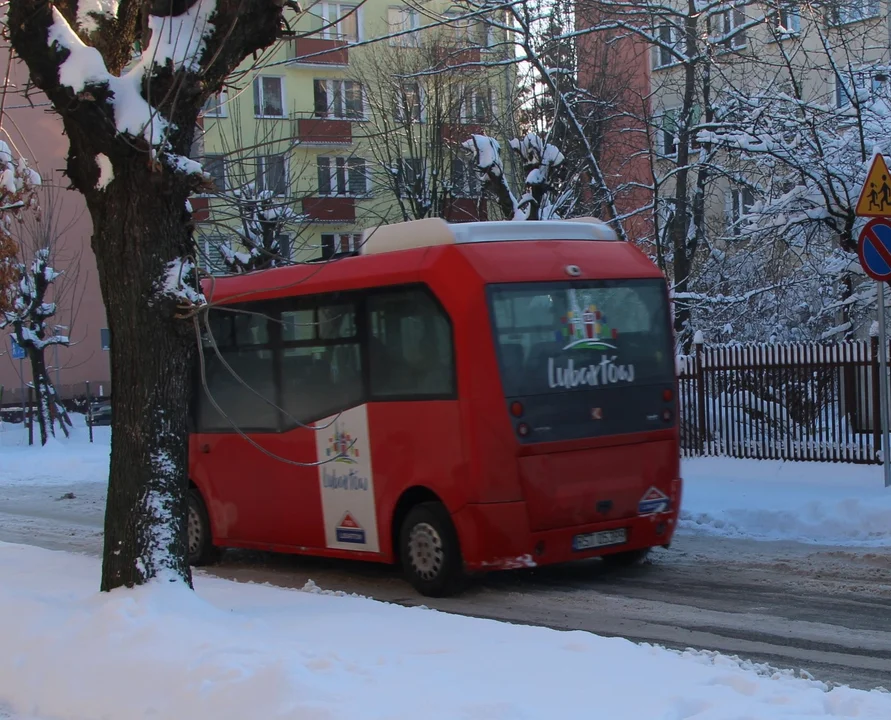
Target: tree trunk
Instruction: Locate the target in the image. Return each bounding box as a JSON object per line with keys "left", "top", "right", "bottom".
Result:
{"left": 81, "top": 149, "right": 197, "bottom": 592}
{"left": 28, "top": 348, "right": 54, "bottom": 446}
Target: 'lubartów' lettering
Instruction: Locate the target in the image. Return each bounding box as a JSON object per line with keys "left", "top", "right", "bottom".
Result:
{"left": 548, "top": 356, "right": 635, "bottom": 389}
{"left": 322, "top": 468, "right": 369, "bottom": 491}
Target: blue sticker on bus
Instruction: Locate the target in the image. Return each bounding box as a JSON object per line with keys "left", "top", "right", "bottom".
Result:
{"left": 336, "top": 512, "right": 366, "bottom": 544}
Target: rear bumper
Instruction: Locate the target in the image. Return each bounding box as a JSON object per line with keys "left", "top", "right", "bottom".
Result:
{"left": 452, "top": 491, "right": 681, "bottom": 572}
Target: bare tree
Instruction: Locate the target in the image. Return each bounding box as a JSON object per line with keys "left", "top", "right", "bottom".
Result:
{"left": 192, "top": 89, "right": 319, "bottom": 273}
{"left": 349, "top": 33, "right": 497, "bottom": 224}
{"left": 0, "top": 138, "right": 39, "bottom": 314}
{"left": 6, "top": 0, "right": 302, "bottom": 592}
{"left": 1, "top": 175, "right": 85, "bottom": 444}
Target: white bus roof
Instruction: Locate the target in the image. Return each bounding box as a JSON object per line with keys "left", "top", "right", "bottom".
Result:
{"left": 358, "top": 217, "right": 618, "bottom": 256}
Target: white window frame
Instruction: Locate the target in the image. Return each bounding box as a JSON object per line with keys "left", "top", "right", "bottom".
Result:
{"left": 316, "top": 156, "right": 371, "bottom": 197}
{"left": 836, "top": 65, "right": 887, "bottom": 108}
{"left": 253, "top": 76, "right": 285, "bottom": 119}
{"left": 709, "top": 4, "right": 747, "bottom": 51}
{"left": 459, "top": 86, "right": 495, "bottom": 124}
{"left": 388, "top": 7, "right": 421, "bottom": 46}
{"left": 657, "top": 108, "right": 679, "bottom": 158}
{"left": 830, "top": 0, "right": 880, "bottom": 25}
{"left": 652, "top": 23, "right": 681, "bottom": 69}
{"left": 314, "top": 79, "right": 366, "bottom": 120}
{"left": 318, "top": 2, "right": 362, "bottom": 42}
{"left": 395, "top": 82, "right": 425, "bottom": 123}
{"left": 256, "top": 154, "right": 290, "bottom": 197}
{"left": 773, "top": 2, "right": 801, "bottom": 35}
{"left": 725, "top": 184, "right": 756, "bottom": 236}
{"left": 201, "top": 237, "right": 230, "bottom": 275}
{"left": 202, "top": 153, "right": 226, "bottom": 195}
{"left": 321, "top": 233, "right": 361, "bottom": 258}
{"left": 202, "top": 91, "right": 228, "bottom": 118}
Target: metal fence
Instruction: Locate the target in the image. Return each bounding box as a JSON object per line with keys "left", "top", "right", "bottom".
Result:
{"left": 678, "top": 339, "right": 888, "bottom": 464}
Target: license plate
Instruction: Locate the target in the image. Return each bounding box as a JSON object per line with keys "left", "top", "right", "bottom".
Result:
{"left": 572, "top": 528, "right": 628, "bottom": 552}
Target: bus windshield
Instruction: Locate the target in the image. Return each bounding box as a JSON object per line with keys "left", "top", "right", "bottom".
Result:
{"left": 488, "top": 279, "right": 674, "bottom": 398}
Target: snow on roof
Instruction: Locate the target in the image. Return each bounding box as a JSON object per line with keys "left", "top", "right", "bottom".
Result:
{"left": 359, "top": 217, "right": 618, "bottom": 256}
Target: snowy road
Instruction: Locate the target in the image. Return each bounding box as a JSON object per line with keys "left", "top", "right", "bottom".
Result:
{"left": 1, "top": 481, "right": 889, "bottom": 691}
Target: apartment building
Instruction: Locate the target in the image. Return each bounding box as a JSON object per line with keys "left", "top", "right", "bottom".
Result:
{"left": 193, "top": 1, "right": 512, "bottom": 271}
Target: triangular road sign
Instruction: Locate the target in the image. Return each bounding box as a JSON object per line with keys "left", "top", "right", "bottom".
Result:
{"left": 340, "top": 512, "right": 360, "bottom": 529}
{"left": 856, "top": 154, "right": 891, "bottom": 217}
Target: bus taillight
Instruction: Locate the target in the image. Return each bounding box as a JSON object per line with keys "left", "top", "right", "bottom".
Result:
{"left": 510, "top": 401, "right": 524, "bottom": 417}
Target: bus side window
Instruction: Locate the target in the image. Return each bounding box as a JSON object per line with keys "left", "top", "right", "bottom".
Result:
{"left": 197, "top": 304, "right": 278, "bottom": 432}
{"left": 368, "top": 289, "right": 455, "bottom": 399}
{"left": 279, "top": 301, "right": 363, "bottom": 426}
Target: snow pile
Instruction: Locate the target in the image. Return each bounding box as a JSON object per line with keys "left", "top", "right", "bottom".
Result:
{"left": 1, "top": 542, "right": 889, "bottom": 720}
{"left": 0, "top": 414, "right": 109, "bottom": 486}
{"left": 680, "top": 458, "right": 891, "bottom": 546}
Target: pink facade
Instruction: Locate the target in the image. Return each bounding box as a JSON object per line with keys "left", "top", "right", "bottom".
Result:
{"left": 0, "top": 58, "right": 110, "bottom": 402}
{"left": 576, "top": 8, "right": 654, "bottom": 245}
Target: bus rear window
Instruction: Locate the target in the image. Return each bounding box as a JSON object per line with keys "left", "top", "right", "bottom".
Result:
{"left": 489, "top": 280, "right": 674, "bottom": 398}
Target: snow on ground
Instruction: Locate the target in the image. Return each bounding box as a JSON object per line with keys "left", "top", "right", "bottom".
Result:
{"left": 0, "top": 415, "right": 109, "bottom": 487}
{"left": 1, "top": 541, "right": 890, "bottom": 720}
{"left": 680, "top": 457, "right": 891, "bottom": 547}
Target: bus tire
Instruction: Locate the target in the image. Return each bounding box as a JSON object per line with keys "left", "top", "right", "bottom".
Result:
{"left": 188, "top": 488, "right": 220, "bottom": 566}
{"left": 601, "top": 548, "right": 650, "bottom": 568}
{"left": 399, "top": 502, "right": 466, "bottom": 597}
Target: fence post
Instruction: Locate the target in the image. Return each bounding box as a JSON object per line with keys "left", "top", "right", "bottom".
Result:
{"left": 86, "top": 381, "right": 93, "bottom": 444}
{"left": 695, "top": 334, "right": 707, "bottom": 454}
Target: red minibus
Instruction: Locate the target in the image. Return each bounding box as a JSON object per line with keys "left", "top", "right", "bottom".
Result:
{"left": 188, "top": 217, "right": 681, "bottom": 596}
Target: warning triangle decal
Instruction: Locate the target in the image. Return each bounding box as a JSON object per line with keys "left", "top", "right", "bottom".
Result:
{"left": 856, "top": 154, "right": 891, "bottom": 217}
{"left": 340, "top": 512, "right": 360, "bottom": 529}
{"left": 641, "top": 487, "right": 668, "bottom": 501}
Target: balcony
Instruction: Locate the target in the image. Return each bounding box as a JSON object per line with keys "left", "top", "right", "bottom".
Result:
{"left": 289, "top": 37, "right": 349, "bottom": 66}
{"left": 303, "top": 196, "right": 356, "bottom": 223}
{"left": 445, "top": 197, "right": 487, "bottom": 223}
{"left": 432, "top": 46, "right": 481, "bottom": 69}
{"left": 295, "top": 115, "right": 353, "bottom": 146}
{"left": 189, "top": 197, "right": 210, "bottom": 222}
{"left": 442, "top": 123, "right": 481, "bottom": 144}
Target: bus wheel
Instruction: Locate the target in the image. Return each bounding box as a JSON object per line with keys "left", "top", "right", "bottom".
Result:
{"left": 601, "top": 548, "right": 650, "bottom": 568}
{"left": 188, "top": 489, "right": 220, "bottom": 566}
{"left": 399, "top": 502, "right": 465, "bottom": 597}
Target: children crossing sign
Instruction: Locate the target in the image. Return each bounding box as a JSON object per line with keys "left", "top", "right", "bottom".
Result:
{"left": 855, "top": 153, "right": 891, "bottom": 217}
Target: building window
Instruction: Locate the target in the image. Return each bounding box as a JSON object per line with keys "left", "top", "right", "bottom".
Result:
{"left": 200, "top": 237, "right": 230, "bottom": 274}
{"left": 450, "top": 155, "right": 480, "bottom": 198}
{"left": 368, "top": 288, "right": 455, "bottom": 399}
{"left": 727, "top": 185, "right": 756, "bottom": 236}
{"left": 318, "top": 2, "right": 360, "bottom": 42}
{"left": 773, "top": 2, "right": 801, "bottom": 34}
{"left": 460, "top": 87, "right": 493, "bottom": 124}
{"left": 658, "top": 109, "right": 679, "bottom": 157}
{"left": 395, "top": 82, "right": 423, "bottom": 122}
{"left": 317, "top": 156, "right": 369, "bottom": 196}
{"left": 202, "top": 91, "right": 228, "bottom": 117}
{"left": 100, "top": 328, "right": 111, "bottom": 351}
{"left": 836, "top": 66, "right": 887, "bottom": 108}
{"left": 397, "top": 158, "right": 424, "bottom": 198}
{"left": 253, "top": 76, "right": 284, "bottom": 118}
{"left": 653, "top": 23, "right": 681, "bottom": 68}
{"left": 204, "top": 154, "right": 226, "bottom": 192}
{"left": 321, "top": 233, "right": 361, "bottom": 259}
{"left": 828, "top": 0, "right": 879, "bottom": 25}
{"left": 256, "top": 155, "right": 288, "bottom": 195}
{"left": 712, "top": 5, "right": 747, "bottom": 50}
{"left": 388, "top": 7, "right": 421, "bottom": 46}
{"left": 313, "top": 79, "right": 364, "bottom": 119}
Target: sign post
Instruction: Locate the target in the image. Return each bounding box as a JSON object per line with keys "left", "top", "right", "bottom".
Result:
{"left": 8, "top": 336, "right": 26, "bottom": 420}
{"left": 855, "top": 156, "right": 891, "bottom": 486}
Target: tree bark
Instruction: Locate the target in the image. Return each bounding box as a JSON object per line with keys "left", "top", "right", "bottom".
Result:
{"left": 85, "top": 154, "right": 197, "bottom": 591}
{"left": 8, "top": 0, "right": 288, "bottom": 591}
